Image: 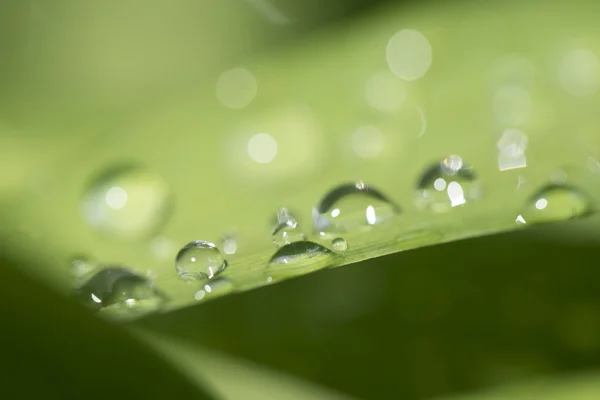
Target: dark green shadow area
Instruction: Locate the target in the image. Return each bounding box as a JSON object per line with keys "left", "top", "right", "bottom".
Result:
{"left": 0, "top": 256, "right": 215, "bottom": 400}
{"left": 138, "top": 226, "right": 600, "bottom": 400}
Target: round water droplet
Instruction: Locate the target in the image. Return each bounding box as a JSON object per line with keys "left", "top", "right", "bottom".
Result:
{"left": 74, "top": 267, "right": 163, "bottom": 316}
{"left": 81, "top": 165, "right": 171, "bottom": 239}
{"left": 272, "top": 208, "right": 305, "bottom": 247}
{"left": 331, "top": 237, "right": 348, "bottom": 252}
{"left": 194, "top": 278, "right": 235, "bottom": 301}
{"left": 415, "top": 155, "right": 482, "bottom": 213}
{"left": 175, "top": 240, "right": 227, "bottom": 281}
{"left": 268, "top": 241, "right": 336, "bottom": 281}
{"left": 517, "top": 184, "right": 592, "bottom": 225}
{"left": 312, "top": 182, "right": 400, "bottom": 236}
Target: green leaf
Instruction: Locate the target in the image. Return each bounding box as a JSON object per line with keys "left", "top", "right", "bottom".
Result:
{"left": 135, "top": 329, "right": 356, "bottom": 400}
{"left": 1, "top": 0, "right": 600, "bottom": 318}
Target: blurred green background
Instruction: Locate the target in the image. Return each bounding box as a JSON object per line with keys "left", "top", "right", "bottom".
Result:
{"left": 1, "top": 0, "right": 600, "bottom": 399}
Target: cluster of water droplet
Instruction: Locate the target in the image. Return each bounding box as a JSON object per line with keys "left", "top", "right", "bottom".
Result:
{"left": 73, "top": 152, "right": 596, "bottom": 318}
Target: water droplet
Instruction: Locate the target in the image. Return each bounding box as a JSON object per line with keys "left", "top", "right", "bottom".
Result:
{"left": 517, "top": 184, "right": 592, "bottom": 225}
{"left": 74, "top": 267, "right": 163, "bottom": 316}
{"left": 415, "top": 155, "right": 483, "bottom": 213}
{"left": 272, "top": 208, "right": 306, "bottom": 247}
{"left": 268, "top": 241, "right": 335, "bottom": 280}
{"left": 194, "top": 278, "right": 235, "bottom": 301}
{"left": 81, "top": 165, "right": 171, "bottom": 239}
{"left": 313, "top": 182, "right": 400, "bottom": 235}
{"left": 175, "top": 240, "right": 227, "bottom": 281}
{"left": 331, "top": 237, "right": 348, "bottom": 252}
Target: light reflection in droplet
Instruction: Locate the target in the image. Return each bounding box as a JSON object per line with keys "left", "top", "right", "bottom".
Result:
{"left": 433, "top": 178, "right": 446, "bottom": 191}
{"left": 105, "top": 186, "right": 128, "bottom": 210}
{"left": 365, "top": 71, "right": 407, "bottom": 112}
{"left": 515, "top": 214, "right": 527, "bottom": 224}
{"left": 247, "top": 133, "right": 277, "bottom": 164}
{"left": 351, "top": 126, "right": 385, "bottom": 158}
{"left": 366, "top": 205, "right": 376, "bottom": 225}
{"left": 493, "top": 85, "right": 532, "bottom": 126}
{"left": 447, "top": 181, "right": 466, "bottom": 207}
{"left": 331, "top": 208, "right": 340, "bottom": 218}
{"left": 497, "top": 129, "right": 528, "bottom": 171}
{"left": 559, "top": 48, "right": 600, "bottom": 98}
{"left": 222, "top": 235, "right": 238, "bottom": 255}
{"left": 535, "top": 198, "right": 548, "bottom": 210}
{"left": 216, "top": 67, "right": 258, "bottom": 109}
{"left": 386, "top": 29, "right": 432, "bottom": 81}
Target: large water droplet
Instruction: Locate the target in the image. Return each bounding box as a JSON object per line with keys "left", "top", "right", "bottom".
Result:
{"left": 415, "top": 155, "right": 482, "bottom": 213}
{"left": 272, "top": 208, "right": 305, "bottom": 247}
{"left": 516, "top": 184, "right": 592, "bottom": 225}
{"left": 175, "top": 240, "right": 227, "bottom": 281}
{"left": 268, "top": 241, "right": 335, "bottom": 281}
{"left": 331, "top": 237, "right": 348, "bottom": 252}
{"left": 312, "top": 182, "right": 400, "bottom": 235}
{"left": 194, "top": 278, "right": 235, "bottom": 301}
{"left": 74, "top": 267, "right": 163, "bottom": 316}
{"left": 81, "top": 165, "right": 171, "bottom": 239}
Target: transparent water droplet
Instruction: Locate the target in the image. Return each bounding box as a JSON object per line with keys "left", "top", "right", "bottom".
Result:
{"left": 175, "top": 240, "right": 227, "bottom": 281}
{"left": 415, "top": 155, "right": 483, "bottom": 213}
{"left": 74, "top": 267, "right": 163, "bottom": 316}
{"left": 268, "top": 241, "right": 336, "bottom": 281}
{"left": 331, "top": 237, "right": 348, "bottom": 252}
{"left": 312, "top": 182, "right": 400, "bottom": 236}
{"left": 81, "top": 165, "right": 171, "bottom": 239}
{"left": 194, "top": 278, "right": 235, "bottom": 301}
{"left": 517, "top": 184, "right": 592, "bottom": 225}
{"left": 272, "top": 208, "right": 305, "bottom": 247}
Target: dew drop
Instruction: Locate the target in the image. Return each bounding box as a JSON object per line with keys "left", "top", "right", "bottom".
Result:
{"left": 415, "top": 155, "right": 483, "bottom": 213}
{"left": 312, "top": 182, "right": 400, "bottom": 236}
{"left": 175, "top": 240, "right": 227, "bottom": 281}
{"left": 194, "top": 278, "right": 235, "bottom": 301}
{"left": 268, "top": 241, "right": 335, "bottom": 280}
{"left": 272, "top": 208, "right": 306, "bottom": 247}
{"left": 517, "top": 184, "right": 592, "bottom": 225}
{"left": 74, "top": 267, "right": 163, "bottom": 316}
{"left": 331, "top": 237, "right": 348, "bottom": 252}
{"left": 81, "top": 165, "right": 171, "bottom": 239}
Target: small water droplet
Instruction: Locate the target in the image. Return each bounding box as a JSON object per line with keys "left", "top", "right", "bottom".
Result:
{"left": 415, "top": 155, "right": 483, "bottom": 213}
{"left": 194, "top": 278, "right": 234, "bottom": 301}
{"left": 313, "top": 182, "right": 400, "bottom": 236}
{"left": 517, "top": 184, "right": 592, "bottom": 225}
{"left": 175, "top": 240, "right": 227, "bottom": 281}
{"left": 268, "top": 241, "right": 336, "bottom": 281}
{"left": 272, "top": 208, "right": 305, "bottom": 247}
{"left": 81, "top": 165, "right": 171, "bottom": 239}
{"left": 331, "top": 237, "right": 348, "bottom": 252}
{"left": 74, "top": 267, "right": 163, "bottom": 316}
